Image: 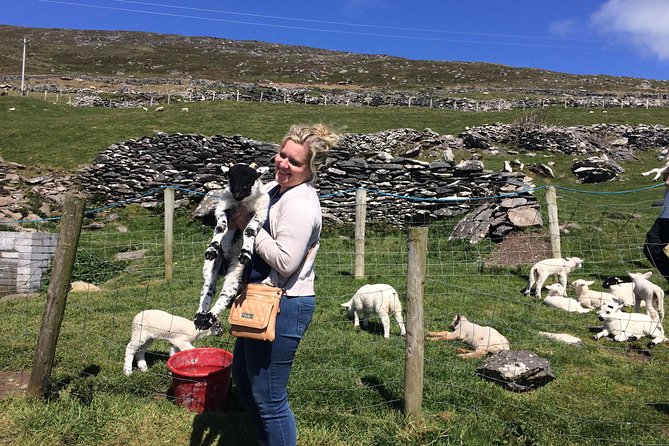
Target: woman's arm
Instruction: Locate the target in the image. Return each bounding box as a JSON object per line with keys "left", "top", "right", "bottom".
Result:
{"left": 255, "top": 195, "right": 318, "bottom": 277}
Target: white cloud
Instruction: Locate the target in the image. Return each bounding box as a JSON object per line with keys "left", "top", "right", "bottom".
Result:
{"left": 591, "top": 0, "right": 669, "bottom": 60}
{"left": 549, "top": 19, "right": 578, "bottom": 37}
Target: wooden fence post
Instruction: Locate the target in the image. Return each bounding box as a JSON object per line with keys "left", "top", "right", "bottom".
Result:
{"left": 546, "top": 186, "right": 561, "bottom": 258}
{"left": 404, "top": 226, "right": 427, "bottom": 418}
{"left": 28, "top": 193, "right": 86, "bottom": 398}
{"left": 354, "top": 189, "right": 366, "bottom": 279}
{"left": 164, "top": 187, "right": 174, "bottom": 281}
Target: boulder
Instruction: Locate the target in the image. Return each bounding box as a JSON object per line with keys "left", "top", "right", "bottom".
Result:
{"left": 571, "top": 157, "right": 624, "bottom": 183}
{"left": 476, "top": 349, "right": 554, "bottom": 392}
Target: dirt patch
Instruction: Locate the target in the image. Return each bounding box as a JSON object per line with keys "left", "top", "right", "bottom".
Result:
{"left": 485, "top": 231, "right": 553, "bottom": 266}
{"left": 0, "top": 371, "right": 29, "bottom": 399}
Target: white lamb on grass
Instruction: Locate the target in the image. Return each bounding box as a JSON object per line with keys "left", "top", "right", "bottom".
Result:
{"left": 571, "top": 279, "right": 622, "bottom": 309}
{"left": 542, "top": 283, "right": 591, "bottom": 313}
{"left": 594, "top": 301, "right": 666, "bottom": 346}
{"left": 628, "top": 271, "right": 665, "bottom": 322}
{"left": 341, "top": 284, "right": 406, "bottom": 339}
{"left": 601, "top": 276, "right": 640, "bottom": 308}
{"left": 523, "top": 257, "right": 584, "bottom": 299}
{"left": 194, "top": 163, "right": 270, "bottom": 331}
{"left": 123, "top": 310, "right": 222, "bottom": 376}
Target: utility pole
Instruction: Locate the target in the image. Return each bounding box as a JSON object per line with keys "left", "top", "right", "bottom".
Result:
{"left": 20, "top": 37, "right": 26, "bottom": 96}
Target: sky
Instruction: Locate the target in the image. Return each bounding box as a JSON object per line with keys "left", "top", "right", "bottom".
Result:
{"left": 2, "top": 0, "right": 669, "bottom": 81}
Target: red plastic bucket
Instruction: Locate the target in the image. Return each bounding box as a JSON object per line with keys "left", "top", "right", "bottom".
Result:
{"left": 167, "top": 347, "right": 234, "bottom": 413}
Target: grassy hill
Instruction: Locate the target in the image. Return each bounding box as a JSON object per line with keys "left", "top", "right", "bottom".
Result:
{"left": 2, "top": 24, "right": 669, "bottom": 95}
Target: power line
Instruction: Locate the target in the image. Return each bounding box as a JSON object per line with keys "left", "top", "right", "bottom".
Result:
{"left": 38, "top": 0, "right": 616, "bottom": 51}
{"left": 113, "top": 0, "right": 606, "bottom": 44}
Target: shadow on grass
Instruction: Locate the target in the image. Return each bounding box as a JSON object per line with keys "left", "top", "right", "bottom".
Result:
{"left": 648, "top": 402, "right": 669, "bottom": 416}
{"left": 45, "top": 364, "right": 101, "bottom": 405}
{"left": 360, "top": 376, "right": 403, "bottom": 411}
{"left": 188, "top": 391, "right": 260, "bottom": 446}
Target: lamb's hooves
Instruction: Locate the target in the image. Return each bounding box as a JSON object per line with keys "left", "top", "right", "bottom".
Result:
{"left": 204, "top": 242, "right": 219, "bottom": 260}
{"left": 194, "top": 312, "right": 216, "bottom": 330}
{"left": 238, "top": 251, "right": 252, "bottom": 264}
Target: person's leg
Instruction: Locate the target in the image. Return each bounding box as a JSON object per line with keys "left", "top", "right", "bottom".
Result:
{"left": 244, "top": 295, "right": 315, "bottom": 446}
{"left": 643, "top": 218, "right": 669, "bottom": 283}
{"left": 232, "top": 338, "right": 268, "bottom": 445}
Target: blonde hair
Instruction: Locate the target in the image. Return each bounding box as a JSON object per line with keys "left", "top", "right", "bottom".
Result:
{"left": 280, "top": 123, "right": 340, "bottom": 182}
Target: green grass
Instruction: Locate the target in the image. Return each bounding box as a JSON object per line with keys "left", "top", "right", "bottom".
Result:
{"left": 1, "top": 96, "right": 669, "bottom": 445}
{"left": 3, "top": 95, "right": 669, "bottom": 171}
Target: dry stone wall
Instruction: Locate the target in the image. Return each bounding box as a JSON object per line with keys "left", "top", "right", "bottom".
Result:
{"left": 76, "top": 128, "right": 540, "bottom": 241}
{"left": 74, "top": 123, "right": 669, "bottom": 239}
{"left": 5, "top": 73, "right": 669, "bottom": 111}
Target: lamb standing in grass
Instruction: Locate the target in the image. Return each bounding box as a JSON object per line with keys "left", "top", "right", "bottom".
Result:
{"left": 341, "top": 284, "right": 406, "bottom": 338}
{"left": 594, "top": 301, "right": 666, "bottom": 346}
{"left": 194, "top": 163, "right": 269, "bottom": 330}
{"left": 523, "top": 257, "right": 583, "bottom": 298}
{"left": 543, "top": 283, "right": 591, "bottom": 313}
{"left": 123, "top": 310, "right": 222, "bottom": 376}
{"left": 628, "top": 271, "right": 665, "bottom": 322}
{"left": 572, "top": 279, "right": 621, "bottom": 309}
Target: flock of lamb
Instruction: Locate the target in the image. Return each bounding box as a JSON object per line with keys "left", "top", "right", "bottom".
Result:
{"left": 121, "top": 163, "right": 667, "bottom": 375}
{"left": 520, "top": 257, "right": 666, "bottom": 348}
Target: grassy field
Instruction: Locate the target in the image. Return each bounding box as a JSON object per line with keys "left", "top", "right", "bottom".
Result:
{"left": 3, "top": 95, "right": 669, "bottom": 171}
{"left": 0, "top": 96, "right": 668, "bottom": 445}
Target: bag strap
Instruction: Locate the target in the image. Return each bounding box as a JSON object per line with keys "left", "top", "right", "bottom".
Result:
{"left": 275, "top": 242, "right": 316, "bottom": 290}
{"left": 242, "top": 242, "right": 316, "bottom": 291}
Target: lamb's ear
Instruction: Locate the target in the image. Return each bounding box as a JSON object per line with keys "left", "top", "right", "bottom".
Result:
{"left": 255, "top": 166, "right": 269, "bottom": 178}
{"left": 221, "top": 165, "right": 230, "bottom": 175}
{"left": 340, "top": 302, "right": 350, "bottom": 310}
{"left": 249, "top": 162, "right": 258, "bottom": 169}
{"left": 644, "top": 271, "right": 653, "bottom": 279}
{"left": 586, "top": 280, "right": 594, "bottom": 286}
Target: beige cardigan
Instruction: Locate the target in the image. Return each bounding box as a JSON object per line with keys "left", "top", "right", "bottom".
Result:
{"left": 254, "top": 180, "right": 321, "bottom": 296}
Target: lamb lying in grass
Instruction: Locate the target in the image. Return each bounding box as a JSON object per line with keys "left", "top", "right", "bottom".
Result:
{"left": 571, "top": 279, "right": 621, "bottom": 309}
{"left": 543, "top": 283, "right": 591, "bottom": 313}
{"left": 594, "top": 301, "right": 666, "bottom": 346}
{"left": 601, "top": 276, "right": 639, "bottom": 308}
{"left": 341, "top": 284, "right": 406, "bottom": 338}
{"left": 628, "top": 271, "right": 665, "bottom": 322}
{"left": 427, "top": 314, "right": 510, "bottom": 359}
{"left": 523, "top": 257, "right": 583, "bottom": 298}
{"left": 124, "top": 309, "right": 222, "bottom": 376}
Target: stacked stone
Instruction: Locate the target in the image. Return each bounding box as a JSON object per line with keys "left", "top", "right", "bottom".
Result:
{"left": 76, "top": 128, "right": 540, "bottom": 241}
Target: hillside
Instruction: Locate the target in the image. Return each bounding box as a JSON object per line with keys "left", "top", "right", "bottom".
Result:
{"left": 1, "top": 24, "right": 668, "bottom": 96}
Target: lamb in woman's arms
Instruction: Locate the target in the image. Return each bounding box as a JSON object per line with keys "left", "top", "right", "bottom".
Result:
{"left": 341, "top": 284, "right": 406, "bottom": 338}
{"left": 194, "top": 162, "right": 270, "bottom": 331}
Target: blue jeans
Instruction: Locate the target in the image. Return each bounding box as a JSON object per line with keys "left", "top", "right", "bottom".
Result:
{"left": 232, "top": 294, "right": 315, "bottom": 446}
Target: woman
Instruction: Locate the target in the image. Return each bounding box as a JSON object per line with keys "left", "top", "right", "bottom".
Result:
{"left": 643, "top": 166, "right": 669, "bottom": 285}
{"left": 231, "top": 123, "right": 339, "bottom": 446}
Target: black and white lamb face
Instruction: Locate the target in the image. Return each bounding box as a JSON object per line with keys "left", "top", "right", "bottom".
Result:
{"left": 598, "top": 301, "right": 624, "bottom": 320}
{"left": 223, "top": 164, "right": 266, "bottom": 201}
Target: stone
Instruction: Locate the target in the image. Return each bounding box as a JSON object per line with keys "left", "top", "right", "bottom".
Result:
{"left": 476, "top": 349, "right": 554, "bottom": 392}
{"left": 507, "top": 206, "right": 543, "bottom": 228}
{"left": 538, "top": 331, "right": 582, "bottom": 345}
{"left": 115, "top": 249, "right": 147, "bottom": 261}
{"left": 571, "top": 156, "right": 625, "bottom": 183}
{"left": 70, "top": 281, "right": 102, "bottom": 292}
